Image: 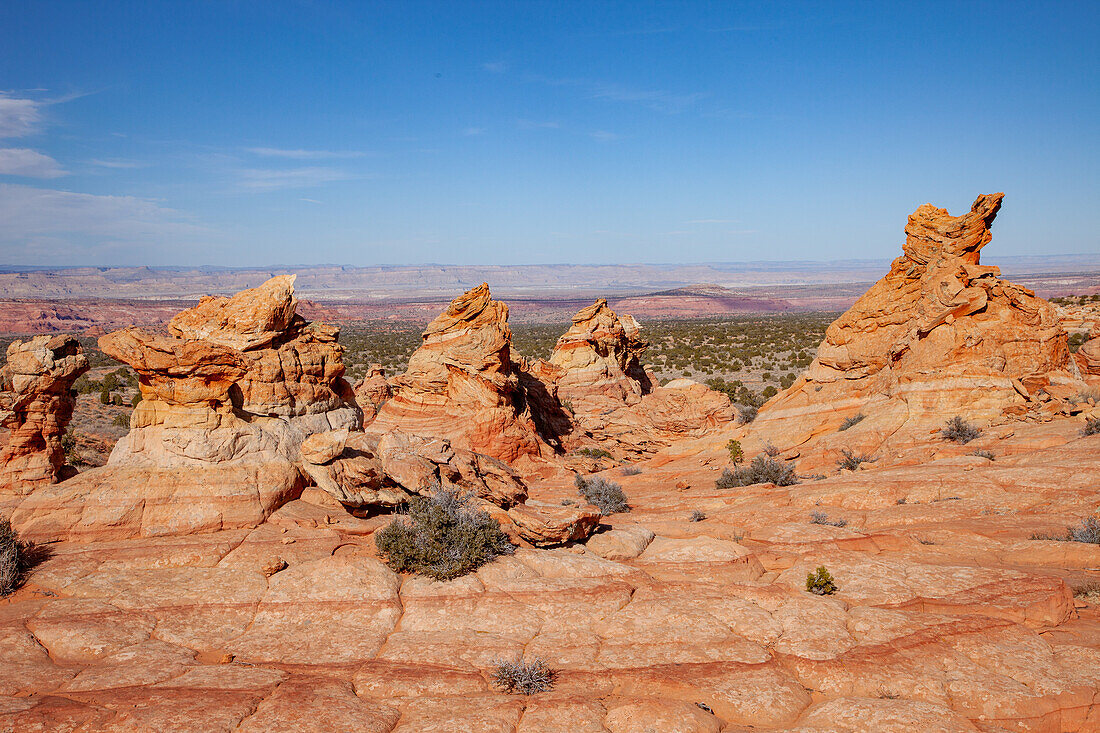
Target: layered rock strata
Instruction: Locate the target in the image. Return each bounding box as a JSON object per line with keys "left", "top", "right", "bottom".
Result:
{"left": 750, "top": 194, "right": 1090, "bottom": 468}
{"left": 367, "top": 283, "right": 546, "bottom": 462}
{"left": 0, "top": 335, "right": 89, "bottom": 494}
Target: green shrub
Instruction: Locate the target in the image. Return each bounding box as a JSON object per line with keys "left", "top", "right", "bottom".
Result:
{"left": 575, "top": 474, "right": 629, "bottom": 514}
{"left": 726, "top": 439, "right": 744, "bottom": 465}
{"left": 576, "top": 447, "right": 612, "bottom": 460}
{"left": 490, "top": 657, "right": 555, "bottom": 695}
{"left": 1083, "top": 417, "right": 1100, "bottom": 437}
{"left": 374, "top": 488, "right": 514, "bottom": 581}
{"left": 941, "top": 416, "right": 981, "bottom": 444}
{"left": 809, "top": 510, "right": 848, "bottom": 527}
{"left": 836, "top": 448, "right": 875, "bottom": 472}
{"left": 716, "top": 454, "right": 799, "bottom": 488}
{"left": 806, "top": 565, "right": 837, "bottom": 595}
{"left": 838, "top": 413, "right": 865, "bottom": 431}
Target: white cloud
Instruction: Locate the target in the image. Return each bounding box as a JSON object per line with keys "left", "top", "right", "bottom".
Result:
{"left": 589, "top": 130, "right": 618, "bottom": 142}
{"left": 685, "top": 218, "right": 739, "bottom": 224}
{"left": 517, "top": 119, "right": 561, "bottom": 130}
{"left": 89, "top": 158, "right": 146, "bottom": 169}
{"left": 481, "top": 61, "right": 508, "bottom": 73}
{"left": 236, "top": 166, "right": 352, "bottom": 191}
{"left": 246, "top": 147, "right": 365, "bottom": 159}
{"left": 0, "top": 93, "right": 43, "bottom": 138}
{"left": 0, "top": 183, "right": 203, "bottom": 261}
{"left": 0, "top": 148, "right": 67, "bottom": 178}
{"left": 462, "top": 127, "right": 486, "bottom": 136}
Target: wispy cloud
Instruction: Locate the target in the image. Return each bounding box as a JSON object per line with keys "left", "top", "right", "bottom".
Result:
{"left": 685, "top": 218, "right": 739, "bottom": 224}
{"left": 589, "top": 130, "right": 618, "bottom": 142}
{"left": 524, "top": 75, "right": 706, "bottom": 114}
{"left": 0, "top": 148, "right": 66, "bottom": 178}
{"left": 0, "top": 92, "right": 44, "bottom": 138}
{"left": 517, "top": 119, "right": 561, "bottom": 130}
{"left": 246, "top": 147, "right": 365, "bottom": 159}
{"left": 0, "top": 183, "right": 203, "bottom": 258}
{"left": 300, "top": 198, "right": 323, "bottom": 204}
{"left": 462, "top": 127, "right": 487, "bottom": 136}
{"left": 89, "top": 158, "right": 147, "bottom": 169}
{"left": 481, "top": 61, "right": 508, "bottom": 74}
{"left": 236, "top": 166, "right": 353, "bottom": 191}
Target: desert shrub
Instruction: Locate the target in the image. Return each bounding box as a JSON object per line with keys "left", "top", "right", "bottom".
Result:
{"left": 736, "top": 404, "right": 758, "bottom": 424}
{"left": 806, "top": 565, "right": 837, "bottom": 595}
{"left": 941, "top": 416, "right": 981, "bottom": 444}
{"left": 838, "top": 413, "right": 865, "bottom": 431}
{"left": 1067, "top": 516, "right": 1100, "bottom": 544}
{"left": 809, "top": 510, "right": 848, "bottom": 527}
{"left": 112, "top": 414, "right": 130, "bottom": 427}
{"left": 576, "top": 447, "right": 612, "bottom": 460}
{"left": 490, "top": 657, "right": 555, "bottom": 695}
{"left": 836, "top": 448, "right": 876, "bottom": 472}
{"left": 620, "top": 465, "right": 642, "bottom": 476}
{"left": 575, "top": 474, "right": 629, "bottom": 514}
{"left": 1083, "top": 417, "right": 1100, "bottom": 437}
{"left": 970, "top": 449, "right": 995, "bottom": 460}
{"left": 726, "top": 439, "right": 744, "bottom": 465}
{"left": 689, "top": 510, "right": 706, "bottom": 522}
{"left": 716, "top": 454, "right": 799, "bottom": 488}
{"left": 374, "top": 488, "right": 514, "bottom": 581}
{"left": 1, "top": 519, "right": 20, "bottom": 597}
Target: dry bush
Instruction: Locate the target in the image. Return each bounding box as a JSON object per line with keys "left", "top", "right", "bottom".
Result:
{"left": 374, "top": 488, "right": 514, "bottom": 581}
{"left": 491, "top": 657, "right": 556, "bottom": 695}
{"left": 838, "top": 413, "right": 865, "bottom": 431}
{"left": 809, "top": 510, "right": 848, "bottom": 527}
{"left": 689, "top": 510, "right": 706, "bottom": 522}
{"left": 0, "top": 519, "right": 19, "bottom": 597}
{"left": 941, "top": 416, "right": 981, "bottom": 444}
{"left": 1083, "top": 417, "right": 1100, "bottom": 437}
{"left": 575, "top": 474, "right": 629, "bottom": 514}
{"left": 716, "top": 454, "right": 799, "bottom": 488}
{"left": 836, "top": 448, "right": 876, "bottom": 471}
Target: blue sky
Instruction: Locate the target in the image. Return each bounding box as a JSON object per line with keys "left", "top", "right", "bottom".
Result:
{"left": 1, "top": 1, "right": 1097, "bottom": 267}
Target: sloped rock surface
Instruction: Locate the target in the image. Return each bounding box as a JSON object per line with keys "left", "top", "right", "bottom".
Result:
{"left": 0, "top": 334, "right": 89, "bottom": 494}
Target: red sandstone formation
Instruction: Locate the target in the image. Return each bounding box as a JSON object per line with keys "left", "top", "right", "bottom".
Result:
{"left": 748, "top": 194, "right": 1093, "bottom": 469}
{"left": 0, "top": 335, "right": 89, "bottom": 494}
{"left": 11, "top": 276, "right": 358, "bottom": 541}
{"left": 367, "top": 283, "right": 547, "bottom": 462}
{"left": 354, "top": 364, "right": 392, "bottom": 425}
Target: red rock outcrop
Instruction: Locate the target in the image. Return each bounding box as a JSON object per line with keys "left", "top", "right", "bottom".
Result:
{"left": 367, "top": 283, "right": 546, "bottom": 462}
{"left": 549, "top": 299, "right": 653, "bottom": 411}
{"left": 12, "top": 276, "right": 358, "bottom": 541}
{"left": 538, "top": 299, "right": 734, "bottom": 458}
{"left": 0, "top": 335, "right": 89, "bottom": 494}
{"left": 354, "top": 364, "right": 392, "bottom": 425}
{"left": 749, "top": 194, "right": 1088, "bottom": 469}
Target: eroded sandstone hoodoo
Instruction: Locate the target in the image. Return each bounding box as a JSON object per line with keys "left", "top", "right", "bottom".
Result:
{"left": 367, "top": 283, "right": 546, "bottom": 462}
{"left": 750, "top": 193, "right": 1088, "bottom": 467}
{"left": 11, "top": 276, "right": 358, "bottom": 541}
{"left": 0, "top": 335, "right": 89, "bottom": 494}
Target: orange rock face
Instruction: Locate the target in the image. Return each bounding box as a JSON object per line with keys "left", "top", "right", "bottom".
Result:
{"left": 354, "top": 364, "right": 392, "bottom": 425}
{"left": 368, "top": 283, "right": 546, "bottom": 462}
{"left": 0, "top": 335, "right": 89, "bottom": 494}
{"left": 750, "top": 194, "right": 1088, "bottom": 469}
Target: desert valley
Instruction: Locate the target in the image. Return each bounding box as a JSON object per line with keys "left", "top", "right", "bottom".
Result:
{"left": 1, "top": 194, "right": 1099, "bottom": 731}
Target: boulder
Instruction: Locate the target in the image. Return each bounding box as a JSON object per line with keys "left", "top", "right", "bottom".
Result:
{"left": 354, "top": 364, "right": 392, "bottom": 425}
{"left": 0, "top": 335, "right": 89, "bottom": 494}
{"left": 504, "top": 501, "right": 601, "bottom": 546}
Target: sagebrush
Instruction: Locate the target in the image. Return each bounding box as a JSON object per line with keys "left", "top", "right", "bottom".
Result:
{"left": 836, "top": 448, "right": 875, "bottom": 471}
{"left": 491, "top": 657, "right": 556, "bottom": 695}
{"left": 716, "top": 454, "right": 799, "bottom": 488}
{"left": 575, "top": 474, "right": 629, "bottom": 514}
{"left": 809, "top": 510, "right": 848, "bottom": 527}
{"left": 941, "top": 416, "right": 981, "bottom": 444}
{"left": 1084, "top": 417, "right": 1100, "bottom": 437}
{"left": 838, "top": 413, "right": 865, "bottom": 431}
{"left": 374, "top": 488, "right": 514, "bottom": 581}
{"left": 1, "top": 519, "right": 21, "bottom": 597}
